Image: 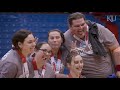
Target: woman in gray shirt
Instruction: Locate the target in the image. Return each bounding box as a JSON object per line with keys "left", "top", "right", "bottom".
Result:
{"left": 0, "top": 29, "right": 36, "bottom": 78}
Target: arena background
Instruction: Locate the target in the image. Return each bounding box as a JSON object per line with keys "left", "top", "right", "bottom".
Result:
{"left": 0, "top": 12, "right": 120, "bottom": 58}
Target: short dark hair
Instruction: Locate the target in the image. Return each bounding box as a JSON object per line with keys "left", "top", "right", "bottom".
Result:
{"left": 68, "top": 12, "right": 86, "bottom": 26}
{"left": 12, "top": 29, "right": 32, "bottom": 49}
{"left": 48, "top": 29, "right": 65, "bottom": 44}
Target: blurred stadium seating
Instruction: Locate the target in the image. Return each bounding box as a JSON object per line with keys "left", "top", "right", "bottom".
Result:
{"left": 0, "top": 12, "right": 119, "bottom": 58}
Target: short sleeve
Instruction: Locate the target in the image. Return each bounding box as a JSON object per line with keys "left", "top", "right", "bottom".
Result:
{"left": 97, "top": 23, "right": 119, "bottom": 47}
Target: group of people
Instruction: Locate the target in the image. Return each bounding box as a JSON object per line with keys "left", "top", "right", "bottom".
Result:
{"left": 0, "top": 12, "right": 120, "bottom": 78}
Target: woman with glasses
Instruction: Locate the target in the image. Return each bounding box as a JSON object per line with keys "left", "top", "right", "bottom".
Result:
{"left": 30, "top": 42, "right": 56, "bottom": 78}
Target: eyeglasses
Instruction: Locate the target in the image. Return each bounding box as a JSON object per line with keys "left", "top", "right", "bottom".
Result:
{"left": 39, "top": 49, "right": 52, "bottom": 54}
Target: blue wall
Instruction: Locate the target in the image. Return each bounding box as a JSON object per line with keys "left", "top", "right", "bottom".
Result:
{"left": 0, "top": 13, "right": 69, "bottom": 58}
{"left": 1, "top": 13, "right": 117, "bottom": 58}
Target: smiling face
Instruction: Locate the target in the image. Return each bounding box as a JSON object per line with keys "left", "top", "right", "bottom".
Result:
{"left": 68, "top": 55, "right": 83, "bottom": 75}
{"left": 19, "top": 34, "right": 36, "bottom": 56}
{"left": 39, "top": 43, "right": 52, "bottom": 61}
{"left": 70, "top": 18, "right": 88, "bottom": 39}
{"left": 35, "top": 43, "right": 52, "bottom": 68}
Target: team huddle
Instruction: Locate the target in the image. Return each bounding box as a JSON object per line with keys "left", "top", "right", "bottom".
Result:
{"left": 0, "top": 12, "right": 120, "bottom": 78}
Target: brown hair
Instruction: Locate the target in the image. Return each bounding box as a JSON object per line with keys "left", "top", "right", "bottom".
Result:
{"left": 68, "top": 12, "right": 86, "bottom": 27}
{"left": 12, "top": 29, "right": 32, "bottom": 49}
{"left": 66, "top": 50, "right": 80, "bottom": 66}
{"left": 48, "top": 29, "right": 65, "bottom": 45}
{"left": 35, "top": 42, "right": 48, "bottom": 51}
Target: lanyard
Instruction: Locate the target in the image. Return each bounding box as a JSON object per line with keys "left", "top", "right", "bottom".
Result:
{"left": 32, "top": 59, "right": 39, "bottom": 78}
{"left": 85, "top": 30, "right": 89, "bottom": 46}
{"left": 23, "top": 62, "right": 29, "bottom": 78}
{"left": 41, "top": 65, "right": 46, "bottom": 78}
{"left": 73, "top": 30, "right": 89, "bottom": 46}
{"left": 50, "top": 50, "right": 62, "bottom": 73}
{"left": 32, "top": 59, "right": 46, "bottom": 78}
{"left": 73, "top": 30, "right": 93, "bottom": 54}
{"left": 51, "top": 57, "right": 61, "bottom": 73}
{"left": 34, "top": 65, "right": 46, "bottom": 78}
{"left": 16, "top": 50, "right": 29, "bottom": 78}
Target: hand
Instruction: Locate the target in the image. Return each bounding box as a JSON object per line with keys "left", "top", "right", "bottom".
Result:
{"left": 70, "top": 40, "right": 77, "bottom": 50}
{"left": 116, "top": 71, "right": 120, "bottom": 78}
{"left": 35, "top": 37, "right": 38, "bottom": 44}
{"left": 70, "top": 40, "right": 79, "bottom": 53}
